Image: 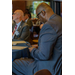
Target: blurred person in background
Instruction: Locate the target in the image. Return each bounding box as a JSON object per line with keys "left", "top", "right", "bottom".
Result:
{"left": 25, "top": 9, "right": 31, "bottom": 18}
{"left": 23, "top": 13, "right": 33, "bottom": 29}
{"left": 12, "top": 3, "right": 62, "bottom": 75}
{"left": 12, "top": 9, "right": 30, "bottom": 41}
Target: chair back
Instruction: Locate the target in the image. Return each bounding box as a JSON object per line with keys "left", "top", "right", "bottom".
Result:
{"left": 34, "top": 69, "right": 52, "bottom": 75}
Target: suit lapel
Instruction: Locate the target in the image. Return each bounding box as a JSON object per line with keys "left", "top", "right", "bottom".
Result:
{"left": 27, "top": 18, "right": 29, "bottom": 24}
{"left": 17, "top": 21, "right": 23, "bottom": 31}
{"left": 12, "top": 23, "right": 16, "bottom": 31}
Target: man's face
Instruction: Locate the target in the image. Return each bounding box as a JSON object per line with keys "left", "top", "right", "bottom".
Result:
{"left": 36, "top": 10, "right": 47, "bottom": 23}
{"left": 39, "top": 15, "right": 46, "bottom": 23}
{"left": 12, "top": 11, "right": 18, "bottom": 21}
{"left": 24, "top": 15, "right": 28, "bottom": 20}
{"left": 22, "top": 14, "right": 28, "bottom": 21}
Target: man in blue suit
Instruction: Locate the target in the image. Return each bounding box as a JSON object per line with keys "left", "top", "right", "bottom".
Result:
{"left": 12, "top": 3, "right": 62, "bottom": 75}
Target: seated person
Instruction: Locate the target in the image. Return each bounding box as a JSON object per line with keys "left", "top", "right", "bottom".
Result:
{"left": 12, "top": 10, "right": 30, "bottom": 42}
{"left": 23, "top": 13, "right": 33, "bottom": 29}
{"left": 12, "top": 3, "right": 62, "bottom": 75}
{"left": 25, "top": 9, "right": 31, "bottom": 18}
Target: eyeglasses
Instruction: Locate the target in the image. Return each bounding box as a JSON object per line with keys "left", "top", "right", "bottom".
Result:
{"left": 13, "top": 13, "right": 15, "bottom": 15}
{"left": 13, "top": 12, "right": 18, "bottom": 15}
{"left": 36, "top": 9, "right": 45, "bottom": 18}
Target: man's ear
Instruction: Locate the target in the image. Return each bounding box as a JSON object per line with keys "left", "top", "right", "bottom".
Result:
{"left": 41, "top": 10, "right": 46, "bottom": 16}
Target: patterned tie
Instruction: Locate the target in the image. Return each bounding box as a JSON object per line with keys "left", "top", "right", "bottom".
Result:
{"left": 12, "top": 25, "right": 17, "bottom": 34}
{"left": 12, "top": 25, "right": 18, "bottom": 39}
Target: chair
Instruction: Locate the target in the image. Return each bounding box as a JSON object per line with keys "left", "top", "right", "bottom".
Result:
{"left": 34, "top": 55, "right": 62, "bottom": 75}
{"left": 34, "top": 69, "right": 52, "bottom": 75}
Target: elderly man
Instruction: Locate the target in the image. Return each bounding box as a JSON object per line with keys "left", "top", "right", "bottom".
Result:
{"left": 12, "top": 3, "right": 62, "bottom": 75}
{"left": 12, "top": 10, "right": 30, "bottom": 41}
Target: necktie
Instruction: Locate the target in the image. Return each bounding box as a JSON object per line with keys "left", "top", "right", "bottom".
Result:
{"left": 12, "top": 25, "right": 17, "bottom": 34}
{"left": 12, "top": 25, "right": 17, "bottom": 39}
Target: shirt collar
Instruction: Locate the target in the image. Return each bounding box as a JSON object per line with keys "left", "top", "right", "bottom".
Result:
{"left": 16, "top": 20, "right": 22, "bottom": 27}
{"left": 48, "top": 14, "right": 56, "bottom": 21}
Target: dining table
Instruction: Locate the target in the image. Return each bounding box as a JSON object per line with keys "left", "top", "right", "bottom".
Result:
{"left": 12, "top": 39, "right": 31, "bottom": 61}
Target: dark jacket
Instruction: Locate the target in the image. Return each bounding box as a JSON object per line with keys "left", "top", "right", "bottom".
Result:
{"left": 12, "top": 21, "right": 30, "bottom": 42}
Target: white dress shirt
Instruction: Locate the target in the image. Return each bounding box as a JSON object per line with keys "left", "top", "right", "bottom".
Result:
{"left": 16, "top": 21, "right": 22, "bottom": 30}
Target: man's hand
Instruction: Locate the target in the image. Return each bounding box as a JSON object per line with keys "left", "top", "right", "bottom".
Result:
{"left": 40, "top": 24, "right": 44, "bottom": 29}
{"left": 32, "top": 44, "right": 38, "bottom": 48}
{"left": 29, "top": 46, "right": 34, "bottom": 52}
{"left": 29, "top": 44, "right": 38, "bottom": 52}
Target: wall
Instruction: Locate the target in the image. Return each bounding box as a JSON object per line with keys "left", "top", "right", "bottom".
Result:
{"left": 12, "top": 1, "right": 33, "bottom": 13}
{"left": 26, "top": 1, "right": 33, "bottom": 9}
{"left": 12, "top": 1, "right": 26, "bottom": 13}
{"left": 12, "top": 0, "right": 51, "bottom": 13}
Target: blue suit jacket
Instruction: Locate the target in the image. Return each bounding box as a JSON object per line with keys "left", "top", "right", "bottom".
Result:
{"left": 30, "top": 14, "right": 62, "bottom": 75}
